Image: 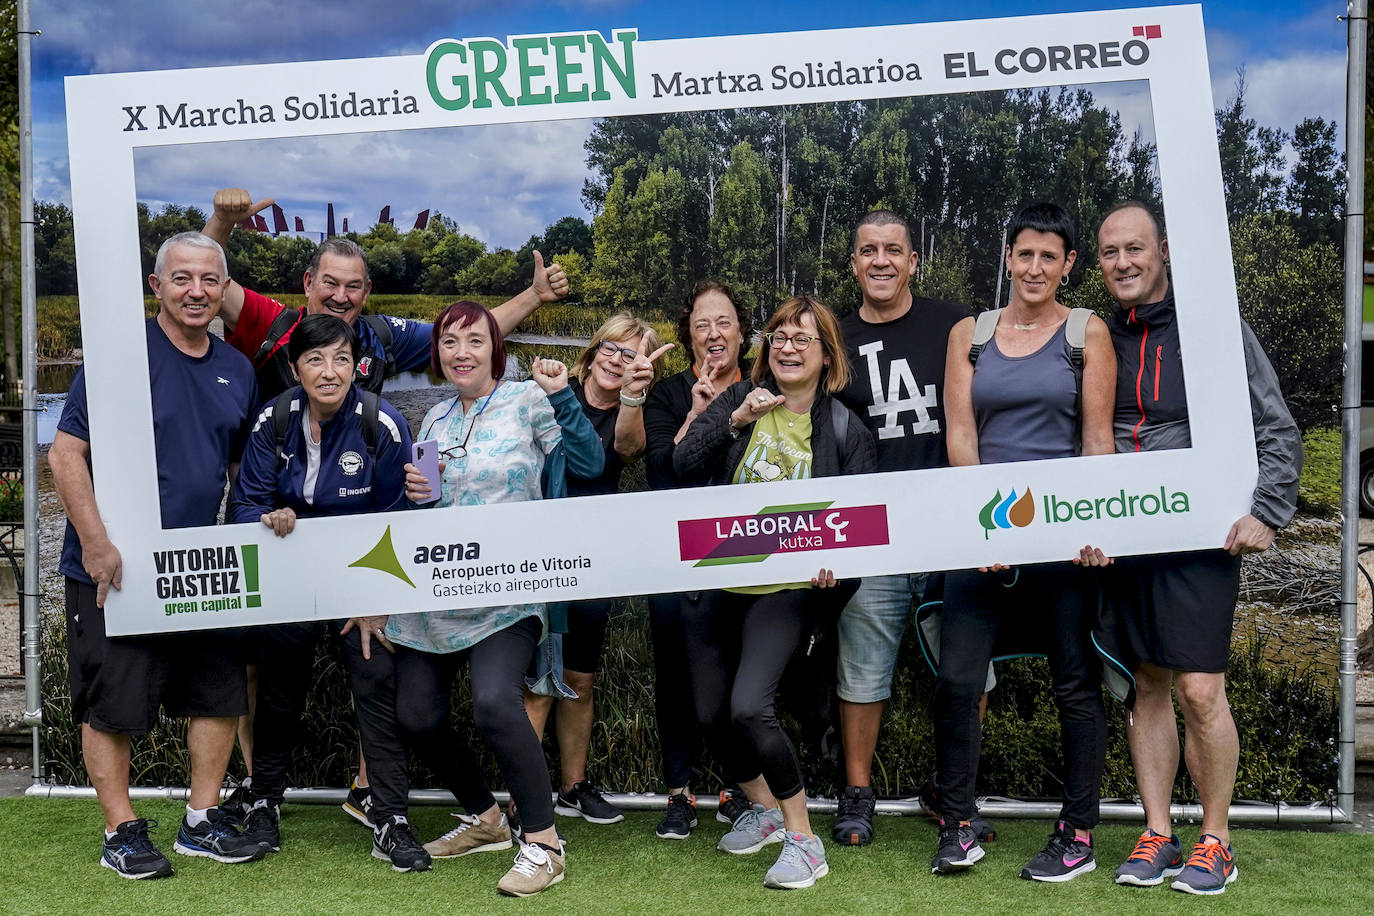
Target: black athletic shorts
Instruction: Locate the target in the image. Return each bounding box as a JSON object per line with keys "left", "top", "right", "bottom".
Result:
{"left": 562, "top": 597, "right": 615, "bottom": 674}
{"left": 1106, "top": 549, "right": 1242, "bottom": 673}
{"left": 66, "top": 578, "right": 248, "bottom": 735}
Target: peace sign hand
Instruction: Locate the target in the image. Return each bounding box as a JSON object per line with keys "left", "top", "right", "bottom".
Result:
{"left": 622, "top": 330, "right": 674, "bottom": 400}
{"left": 689, "top": 358, "right": 730, "bottom": 416}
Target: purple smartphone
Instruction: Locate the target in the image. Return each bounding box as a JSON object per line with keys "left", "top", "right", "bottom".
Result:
{"left": 410, "top": 439, "right": 442, "bottom": 505}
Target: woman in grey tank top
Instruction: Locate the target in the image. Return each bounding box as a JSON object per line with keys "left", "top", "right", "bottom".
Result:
{"left": 927, "top": 203, "right": 1116, "bottom": 884}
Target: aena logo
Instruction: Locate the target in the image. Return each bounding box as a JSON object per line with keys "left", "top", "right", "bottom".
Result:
{"left": 978, "top": 488, "right": 1034, "bottom": 539}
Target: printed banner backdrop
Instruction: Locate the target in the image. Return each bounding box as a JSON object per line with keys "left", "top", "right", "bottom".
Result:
{"left": 65, "top": 4, "right": 1256, "bottom": 635}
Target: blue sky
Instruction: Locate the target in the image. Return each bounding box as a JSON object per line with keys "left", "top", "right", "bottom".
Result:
{"left": 32, "top": 1, "right": 1347, "bottom": 249}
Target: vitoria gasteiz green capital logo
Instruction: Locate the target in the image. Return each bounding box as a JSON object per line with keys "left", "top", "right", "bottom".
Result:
{"left": 155, "top": 544, "right": 262, "bottom": 616}
{"left": 979, "top": 485, "right": 1191, "bottom": 538}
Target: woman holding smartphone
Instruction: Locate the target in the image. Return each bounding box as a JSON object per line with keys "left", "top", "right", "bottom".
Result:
{"left": 390, "top": 301, "right": 603, "bottom": 897}
{"left": 228, "top": 314, "right": 427, "bottom": 872}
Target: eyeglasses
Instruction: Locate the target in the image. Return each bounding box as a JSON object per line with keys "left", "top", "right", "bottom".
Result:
{"left": 764, "top": 332, "right": 817, "bottom": 350}
{"left": 597, "top": 339, "right": 638, "bottom": 363}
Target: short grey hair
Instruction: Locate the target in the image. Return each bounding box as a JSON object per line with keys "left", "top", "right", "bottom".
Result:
{"left": 154, "top": 231, "right": 228, "bottom": 279}
{"left": 307, "top": 237, "right": 370, "bottom": 283}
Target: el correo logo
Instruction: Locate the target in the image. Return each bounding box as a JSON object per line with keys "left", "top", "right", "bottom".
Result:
{"left": 678, "top": 501, "right": 889, "bottom": 566}
{"left": 944, "top": 23, "right": 1160, "bottom": 80}
{"left": 425, "top": 30, "right": 638, "bottom": 111}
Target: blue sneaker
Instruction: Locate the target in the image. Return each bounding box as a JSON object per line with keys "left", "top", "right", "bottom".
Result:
{"left": 717, "top": 804, "right": 785, "bottom": 855}
{"left": 764, "top": 831, "right": 829, "bottom": 889}
{"left": 101, "top": 818, "right": 174, "bottom": 879}
{"left": 1171, "top": 836, "right": 1237, "bottom": 895}
{"left": 172, "top": 808, "right": 267, "bottom": 864}
{"left": 1115, "top": 829, "right": 1183, "bottom": 886}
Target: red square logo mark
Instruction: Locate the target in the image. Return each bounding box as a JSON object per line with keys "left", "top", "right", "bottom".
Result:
{"left": 1132, "top": 25, "right": 1162, "bottom": 39}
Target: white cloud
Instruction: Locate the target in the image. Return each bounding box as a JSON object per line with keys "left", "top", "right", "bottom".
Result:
{"left": 1209, "top": 51, "right": 1344, "bottom": 135}
{"left": 132, "top": 119, "right": 597, "bottom": 249}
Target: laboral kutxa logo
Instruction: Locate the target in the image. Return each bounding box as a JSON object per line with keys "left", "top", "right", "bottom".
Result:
{"left": 678, "top": 500, "right": 888, "bottom": 567}
{"left": 156, "top": 544, "right": 263, "bottom": 616}
{"left": 979, "top": 484, "right": 1190, "bottom": 538}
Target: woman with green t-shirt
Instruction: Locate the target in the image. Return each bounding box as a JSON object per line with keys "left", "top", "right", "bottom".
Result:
{"left": 672, "top": 295, "right": 875, "bottom": 891}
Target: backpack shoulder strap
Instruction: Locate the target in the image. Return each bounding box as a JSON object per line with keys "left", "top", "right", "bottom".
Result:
{"left": 968, "top": 308, "right": 1003, "bottom": 365}
{"left": 359, "top": 390, "right": 382, "bottom": 458}
{"left": 270, "top": 388, "right": 297, "bottom": 453}
{"left": 830, "top": 399, "right": 848, "bottom": 456}
{"left": 361, "top": 315, "right": 397, "bottom": 377}
{"left": 1065, "top": 307, "right": 1091, "bottom": 369}
{"left": 253, "top": 308, "right": 301, "bottom": 368}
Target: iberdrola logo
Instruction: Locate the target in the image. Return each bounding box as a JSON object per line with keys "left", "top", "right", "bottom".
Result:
{"left": 978, "top": 488, "right": 1035, "bottom": 539}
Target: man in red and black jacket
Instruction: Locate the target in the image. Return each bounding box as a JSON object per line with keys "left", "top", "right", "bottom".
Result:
{"left": 1094, "top": 201, "right": 1302, "bottom": 897}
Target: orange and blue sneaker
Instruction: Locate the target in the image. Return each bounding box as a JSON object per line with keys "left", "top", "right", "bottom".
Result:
{"left": 1114, "top": 829, "right": 1183, "bottom": 886}
{"left": 1171, "top": 835, "right": 1237, "bottom": 895}
{"left": 1020, "top": 820, "right": 1095, "bottom": 882}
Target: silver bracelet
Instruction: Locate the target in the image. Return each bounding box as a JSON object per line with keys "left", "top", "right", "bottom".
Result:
{"left": 619, "top": 389, "right": 647, "bottom": 407}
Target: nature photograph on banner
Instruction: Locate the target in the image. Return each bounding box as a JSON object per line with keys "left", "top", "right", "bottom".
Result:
{"left": 29, "top": 3, "right": 1342, "bottom": 815}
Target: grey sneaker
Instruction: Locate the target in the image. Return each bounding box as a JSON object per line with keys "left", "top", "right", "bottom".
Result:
{"left": 1115, "top": 829, "right": 1184, "bottom": 886}
{"left": 425, "top": 813, "right": 512, "bottom": 858}
{"left": 764, "top": 831, "right": 829, "bottom": 889}
{"left": 717, "top": 804, "right": 785, "bottom": 855}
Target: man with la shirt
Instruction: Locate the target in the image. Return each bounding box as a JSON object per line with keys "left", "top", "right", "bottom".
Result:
{"left": 830, "top": 211, "right": 972, "bottom": 847}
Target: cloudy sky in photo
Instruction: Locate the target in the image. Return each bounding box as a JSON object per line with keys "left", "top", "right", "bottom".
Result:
{"left": 32, "top": 1, "right": 1346, "bottom": 249}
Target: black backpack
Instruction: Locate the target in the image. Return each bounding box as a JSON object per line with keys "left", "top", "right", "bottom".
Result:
{"left": 251, "top": 309, "right": 397, "bottom": 401}
{"left": 269, "top": 387, "right": 383, "bottom": 461}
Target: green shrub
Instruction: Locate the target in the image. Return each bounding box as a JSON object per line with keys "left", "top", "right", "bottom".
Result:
{"left": 1298, "top": 426, "right": 1341, "bottom": 518}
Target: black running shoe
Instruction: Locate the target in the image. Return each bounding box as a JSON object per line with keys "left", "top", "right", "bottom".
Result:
{"left": 656, "top": 793, "right": 697, "bottom": 840}
{"left": 716, "top": 788, "right": 751, "bottom": 825}
{"left": 832, "top": 785, "right": 877, "bottom": 846}
{"left": 220, "top": 779, "right": 252, "bottom": 827}
{"left": 918, "top": 775, "right": 996, "bottom": 842}
{"left": 173, "top": 808, "right": 267, "bottom": 864}
{"left": 555, "top": 780, "right": 624, "bottom": 824}
{"left": 101, "top": 818, "right": 174, "bottom": 879}
{"left": 931, "top": 817, "right": 984, "bottom": 874}
{"left": 241, "top": 801, "right": 280, "bottom": 853}
{"left": 507, "top": 804, "right": 568, "bottom": 849}
{"left": 342, "top": 777, "right": 374, "bottom": 829}
{"left": 372, "top": 815, "right": 432, "bottom": 872}
{"left": 1020, "top": 820, "right": 1096, "bottom": 882}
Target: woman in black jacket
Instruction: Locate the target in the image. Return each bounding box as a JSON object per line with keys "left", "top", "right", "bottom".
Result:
{"left": 673, "top": 295, "right": 874, "bottom": 890}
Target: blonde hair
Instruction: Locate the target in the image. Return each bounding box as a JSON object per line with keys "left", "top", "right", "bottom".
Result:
{"left": 750, "top": 295, "right": 852, "bottom": 395}
{"left": 571, "top": 312, "right": 665, "bottom": 386}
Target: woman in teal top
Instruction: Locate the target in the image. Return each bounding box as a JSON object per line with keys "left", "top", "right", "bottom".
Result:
{"left": 391, "top": 300, "right": 602, "bottom": 897}
{"left": 673, "top": 295, "right": 875, "bottom": 890}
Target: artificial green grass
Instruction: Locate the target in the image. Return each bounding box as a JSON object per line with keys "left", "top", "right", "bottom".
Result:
{"left": 2, "top": 801, "right": 1372, "bottom": 914}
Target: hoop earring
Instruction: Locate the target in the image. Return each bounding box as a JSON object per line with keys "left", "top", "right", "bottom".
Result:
{"left": 1005, "top": 268, "right": 1012, "bottom": 280}
{"left": 1060, "top": 274, "right": 1069, "bottom": 287}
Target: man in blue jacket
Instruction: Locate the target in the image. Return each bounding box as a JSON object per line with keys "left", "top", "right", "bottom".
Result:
{"left": 1095, "top": 201, "right": 1302, "bottom": 896}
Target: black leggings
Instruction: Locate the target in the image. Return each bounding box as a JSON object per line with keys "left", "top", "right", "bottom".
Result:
{"left": 251, "top": 620, "right": 407, "bottom": 820}
{"left": 562, "top": 597, "right": 614, "bottom": 674}
{"left": 647, "top": 592, "right": 701, "bottom": 790}
{"left": 933, "top": 563, "right": 1106, "bottom": 829}
{"left": 683, "top": 585, "right": 854, "bottom": 802}
{"left": 393, "top": 616, "right": 554, "bottom": 832}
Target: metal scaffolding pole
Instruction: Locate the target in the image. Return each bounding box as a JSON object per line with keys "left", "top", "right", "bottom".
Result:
{"left": 1340, "top": 0, "right": 1367, "bottom": 820}
{"left": 17, "top": 0, "right": 42, "bottom": 784}
{"left": 21, "top": 784, "right": 1353, "bottom": 825}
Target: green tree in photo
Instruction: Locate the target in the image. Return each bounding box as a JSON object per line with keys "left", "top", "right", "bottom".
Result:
{"left": 709, "top": 141, "right": 772, "bottom": 308}
{"left": 586, "top": 164, "right": 690, "bottom": 311}
{"left": 420, "top": 232, "right": 486, "bottom": 295}
{"left": 1286, "top": 116, "right": 1345, "bottom": 246}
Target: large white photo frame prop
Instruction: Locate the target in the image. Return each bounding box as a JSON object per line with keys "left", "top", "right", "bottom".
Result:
{"left": 66, "top": 4, "right": 1254, "bottom": 635}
